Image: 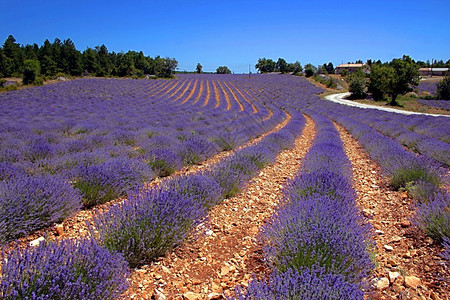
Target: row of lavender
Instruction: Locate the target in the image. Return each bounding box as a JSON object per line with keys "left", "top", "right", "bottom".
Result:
{"left": 0, "top": 78, "right": 284, "bottom": 244}
{"left": 298, "top": 75, "right": 448, "bottom": 244}
{"left": 1, "top": 106, "right": 306, "bottom": 298}
{"left": 236, "top": 110, "right": 372, "bottom": 299}
{"left": 418, "top": 99, "right": 450, "bottom": 111}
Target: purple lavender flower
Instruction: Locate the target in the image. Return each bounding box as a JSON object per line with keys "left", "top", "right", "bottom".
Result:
{"left": 0, "top": 174, "right": 82, "bottom": 244}
{"left": 92, "top": 187, "right": 205, "bottom": 267}
{"left": 0, "top": 238, "right": 129, "bottom": 299}
{"left": 235, "top": 267, "right": 363, "bottom": 300}
{"left": 73, "top": 158, "right": 153, "bottom": 208}
{"left": 414, "top": 191, "right": 450, "bottom": 242}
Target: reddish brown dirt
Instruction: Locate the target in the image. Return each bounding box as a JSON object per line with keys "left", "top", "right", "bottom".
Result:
{"left": 124, "top": 115, "right": 316, "bottom": 300}
{"left": 336, "top": 123, "right": 449, "bottom": 300}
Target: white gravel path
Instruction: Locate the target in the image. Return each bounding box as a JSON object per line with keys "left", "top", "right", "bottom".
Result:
{"left": 325, "top": 92, "right": 450, "bottom": 118}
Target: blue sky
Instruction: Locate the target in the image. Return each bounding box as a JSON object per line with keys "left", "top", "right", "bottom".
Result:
{"left": 1, "top": 0, "right": 449, "bottom": 73}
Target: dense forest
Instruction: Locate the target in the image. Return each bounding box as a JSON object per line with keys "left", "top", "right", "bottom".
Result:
{"left": 0, "top": 35, "right": 178, "bottom": 81}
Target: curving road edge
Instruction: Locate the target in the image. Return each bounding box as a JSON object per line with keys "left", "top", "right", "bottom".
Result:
{"left": 325, "top": 92, "right": 450, "bottom": 118}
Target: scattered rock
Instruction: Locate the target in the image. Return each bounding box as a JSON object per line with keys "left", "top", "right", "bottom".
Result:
{"left": 30, "top": 236, "right": 45, "bottom": 247}
{"left": 55, "top": 224, "right": 64, "bottom": 236}
{"left": 391, "top": 235, "right": 402, "bottom": 242}
{"left": 384, "top": 245, "right": 394, "bottom": 251}
{"left": 220, "top": 266, "right": 230, "bottom": 276}
{"left": 404, "top": 276, "right": 421, "bottom": 290}
{"left": 388, "top": 271, "right": 401, "bottom": 283}
{"left": 400, "top": 220, "right": 411, "bottom": 228}
{"left": 192, "top": 279, "right": 202, "bottom": 285}
{"left": 376, "top": 277, "right": 390, "bottom": 290}
{"left": 208, "top": 292, "right": 224, "bottom": 300}
{"left": 153, "top": 289, "right": 166, "bottom": 300}
{"left": 183, "top": 292, "right": 200, "bottom": 300}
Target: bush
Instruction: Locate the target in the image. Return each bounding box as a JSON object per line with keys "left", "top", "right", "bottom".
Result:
{"left": 235, "top": 267, "right": 363, "bottom": 300}
{"left": 92, "top": 187, "right": 205, "bottom": 267}
{"left": 347, "top": 70, "right": 366, "bottom": 98}
{"left": 0, "top": 174, "right": 82, "bottom": 244}
{"left": 436, "top": 76, "right": 450, "bottom": 100}
{"left": 22, "top": 59, "right": 41, "bottom": 85}
{"left": 73, "top": 158, "right": 153, "bottom": 208}
{"left": 0, "top": 239, "right": 129, "bottom": 299}
{"left": 414, "top": 192, "right": 450, "bottom": 242}
{"left": 147, "top": 149, "right": 183, "bottom": 177}
{"left": 162, "top": 174, "right": 222, "bottom": 209}
{"left": 262, "top": 194, "right": 372, "bottom": 283}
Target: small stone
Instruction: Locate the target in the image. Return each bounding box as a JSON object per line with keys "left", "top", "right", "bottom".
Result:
{"left": 55, "top": 224, "right": 64, "bottom": 236}
{"left": 192, "top": 279, "right": 202, "bottom": 285}
{"left": 387, "top": 258, "right": 397, "bottom": 266}
{"left": 389, "top": 271, "right": 401, "bottom": 283}
{"left": 208, "top": 292, "right": 224, "bottom": 300}
{"left": 400, "top": 220, "right": 411, "bottom": 228}
{"left": 153, "top": 290, "right": 166, "bottom": 300}
{"left": 431, "top": 292, "right": 441, "bottom": 300}
{"left": 220, "top": 266, "right": 229, "bottom": 276}
{"left": 403, "top": 251, "right": 412, "bottom": 258}
{"left": 404, "top": 276, "right": 421, "bottom": 289}
{"left": 30, "top": 236, "right": 45, "bottom": 247}
{"left": 375, "top": 277, "right": 390, "bottom": 290}
{"left": 183, "top": 292, "right": 200, "bottom": 300}
{"left": 391, "top": 235, "right": 402, "bottom": 242}
{"left": 375, "top": 230, "right": 384, "bottom": 235}
{"left": 384, "top": 245, "right": 394, "bottom": 251}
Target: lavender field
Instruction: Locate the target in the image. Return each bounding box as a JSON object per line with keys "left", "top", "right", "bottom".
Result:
{"left": 1, "top": 74, "right": 449, "bottom": 299}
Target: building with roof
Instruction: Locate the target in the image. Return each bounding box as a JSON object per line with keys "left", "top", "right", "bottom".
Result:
{"left": 335, "top": 63, "right": 368, "bottom": 75}
{"left": 419, "top": 68, "right": 449, "bottom": 77}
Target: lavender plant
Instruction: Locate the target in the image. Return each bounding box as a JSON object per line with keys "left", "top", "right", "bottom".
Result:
{"left": 414, "top": 191, "right": 450, "bottom": 242}
{"left": 0, "top": 174, "right": 82, "bottom": 244}
{"left": 0, "top": 239, "right": 129, "bottom": 299}
{"left": 235, "top": 267, "right": 363, "bottom": 300}
{"left": 161, "top": 174, "right": 223, "bottom": 209}
{"left": 73, "top": 158, "right": 153, "bottom": 208}
{"left": 92, "top": 187, "right": 205, "bottom": 267}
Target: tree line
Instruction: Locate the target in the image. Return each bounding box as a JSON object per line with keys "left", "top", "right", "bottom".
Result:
{"left": 0, "top": 35, "right": 178, "bottom": 84}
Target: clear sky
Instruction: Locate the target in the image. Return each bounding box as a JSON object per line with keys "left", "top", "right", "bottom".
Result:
{"left": 1, "top": 0, "right": 449, "bottom": 73}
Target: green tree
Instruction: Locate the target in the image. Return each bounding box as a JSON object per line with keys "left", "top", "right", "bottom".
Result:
{"left": 369, "top": 56, "right": 419, "bottom": 105}
{"left": 389, "top": 55, "right": 420, "bottom": 103}
{"left": 2, "top": 35, "right": 23, "bottom": 76}
{"left": 216, "top": 66, "right": 231, "bottom": 74}
{"left": 304, "top": 63, "right": 316, "bottom": 77}
{"left": 276, "top": 58, "right": 288, "bottom": 73}
{"left": 289, "top": 61, "right": 303, "bottom": 74}
{"left": 436, "top": 76, "right": 450, "bottom": 100}
{"left": 196, "top": 63, "right": 202, "bottom": 73}
{"left": 255, "top": 58, "right": 276, "bottom": 73}
{"left": 22, "top": 59, "right": 41, "bottom": 85}
{"left": 154, "top": 56, "right": 178, "bottom": 78}
{"left": 368, "top": 64, "right": 395, "bottom": 101}
{"left": 347, "top": 69, "right": 366, "bottom": 98}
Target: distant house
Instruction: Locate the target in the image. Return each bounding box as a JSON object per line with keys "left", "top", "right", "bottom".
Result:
{"left": 419, "top": 67, "right": 449, "bottom": 77}
{"left": 335, "top": 63, "right": 368, "bottom": 74}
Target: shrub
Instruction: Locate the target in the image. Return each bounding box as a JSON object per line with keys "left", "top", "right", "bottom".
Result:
{"left": 262, "top": 194, "right": 372, "bottom": 283}
{"left": 162, "top": 174, "right": 222, "bottom": 209}
{"left": 236, "top": 146, "right": 276, "bottom": 169}
{"left": 22, "top": 59, "right": 41, "bottom": 85}
{"left": 73, "top": 158, "right": 153, "bottom": 208}
{"left": 442, "top": 237, "right": 450, "bottom": 261}
{"left": 347, "top": 70, "right": 366, "bottom": 98}
{"left": 147, "top": 149, "right": 183, "bottom": 177}
{"left": 0, "top": 239, "right": 129, "bottom": 299}
{"left": 0, "top": 174, "right": 82, "bottom": 244}
{"left": 235, "top": 267, "right": 363, "bottom": 300}
{"left": 92, "top": 187, "right": 205, "bottom": 267}
{"left": 436, "top": 76, "right": 450, "bottom": 100}
{"left": 176, "top": 136, "right": 218, "bottom": 165}
{"left": 414, "top": 192, "right": 450, "bottom": 242}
